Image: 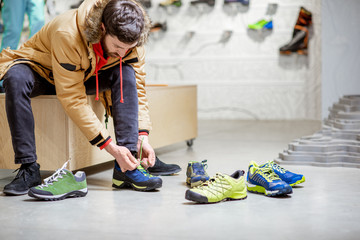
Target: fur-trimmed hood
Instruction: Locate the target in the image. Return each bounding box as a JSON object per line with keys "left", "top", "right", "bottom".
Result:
{"left": 79, "top": 0, "right": 151, "bottom": 46}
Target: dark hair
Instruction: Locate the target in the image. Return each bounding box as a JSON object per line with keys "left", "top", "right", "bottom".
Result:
{"left": 102, "top": 0, "right": 144, "bottom": 44}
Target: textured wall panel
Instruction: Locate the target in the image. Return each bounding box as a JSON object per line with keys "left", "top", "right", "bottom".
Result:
{"left": 145, "top": 0, "right": 322, "bottom": 120}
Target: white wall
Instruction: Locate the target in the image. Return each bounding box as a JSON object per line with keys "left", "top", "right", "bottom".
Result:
{"left": 321, "top": 0, "right": 360, "bottom": 119}
{"left": 8, "top": 0, "right": 323, "bottom": 120}
{"left": 145, "top": 0, "right": 322, "bottom": 120}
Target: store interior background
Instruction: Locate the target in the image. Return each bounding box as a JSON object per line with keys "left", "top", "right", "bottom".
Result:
{"left": 145, "top": 0, "right": 321, "bottom": 120}
{"left": 7, "top": 0, "right": 360, "bottom": 121}
{"left": 0, "top": 0, "right": 359, "bottom": 239}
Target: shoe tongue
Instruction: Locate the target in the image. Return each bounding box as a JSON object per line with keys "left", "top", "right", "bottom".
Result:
{"left": 137, "top": 165, "right": 145, "bottom": 170}
{"left": 193, "top": 162, "right": 202, "bottom": 167}
{"left": 137, "top": 165, "right": 152, "bottom": 176}
{"left": 193, "top": 163, "right": 205, "bottom": 174}
{"left": 258, "top": 164, "right": 273, "bottom": 176}
{"left": 259, "top": 163, "right": 269, "bottom": 168}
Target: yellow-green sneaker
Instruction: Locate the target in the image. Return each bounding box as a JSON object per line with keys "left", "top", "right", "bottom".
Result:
{"left": 185, "top": 170, "right": 247, "bottom": 203}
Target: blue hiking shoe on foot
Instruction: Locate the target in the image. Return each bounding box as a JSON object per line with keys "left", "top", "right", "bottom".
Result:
{"left": 261, "top": 160, "right": 305, "bottom": 186}
{"left": 186, "top": 160, "right": 210, "bottom": 188}
{"left": 247, "top": 161, "right": 292, "bottom": 197}
{"left": 112, "top": 161, "right": 162, "bottom": 191}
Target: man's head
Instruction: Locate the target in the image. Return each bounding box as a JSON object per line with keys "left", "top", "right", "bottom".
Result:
{"left": 100, "top": 0, "right": 147, "bottom": 58}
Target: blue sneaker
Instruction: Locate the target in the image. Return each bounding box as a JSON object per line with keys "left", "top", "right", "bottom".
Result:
{"left": 248, "top": 19, "right": 273, "bottom": 30}
{"left": 112, "top": 161, "right": 162, "bottom": 191}
{"left": 186, "top": 160, "right": 210, "bottom": 188}
{"left": 263, "top": 20, "right": 273, "bottom": 29}
{"left": 247, "top": 161, "right": 292, "bottom": 197}
{"left": 261, "top": 160, "right": 305, "bottom": 186}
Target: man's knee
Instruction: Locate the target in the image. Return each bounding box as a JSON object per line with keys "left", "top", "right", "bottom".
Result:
{"left": 3, "top": 64, "right": 34, "bottom": 93}
{"left": 120, "top": 64, "right": 136, "bottom": 88}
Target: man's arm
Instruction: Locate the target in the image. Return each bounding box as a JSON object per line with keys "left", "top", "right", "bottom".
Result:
{"left": 105, "top": 141, "right": 139, "bottom": 172}
{"left": 51, "top": 31, "right": 110, "bottom": 148}
{"left": 52, "top": 31, "right": 142, "bottom": 171}
{"left": 131, "top": 46, "right": 152, "bottom": 131}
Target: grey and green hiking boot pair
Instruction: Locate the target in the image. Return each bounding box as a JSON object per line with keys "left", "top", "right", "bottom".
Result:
{"left": 28, "top": 161, "right": 87, "bottom": 201}
{"left": 186, "top": 160, "right": 210, "bottom": 188}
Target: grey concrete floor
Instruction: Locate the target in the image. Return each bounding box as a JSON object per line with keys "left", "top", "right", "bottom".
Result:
{"left": 1, "top": 120, "right": 360, "bottom": 240}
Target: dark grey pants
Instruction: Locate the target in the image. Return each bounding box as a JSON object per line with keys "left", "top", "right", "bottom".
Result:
{"left": 2, "top": 63, "right": 138, "bottom": 164}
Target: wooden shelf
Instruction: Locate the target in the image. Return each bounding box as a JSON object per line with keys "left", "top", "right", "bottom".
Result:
{"left": 0, "top": 85, "right": 197, "bottom": 170}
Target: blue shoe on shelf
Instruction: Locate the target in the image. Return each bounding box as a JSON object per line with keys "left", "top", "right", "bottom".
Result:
{"left": 224, "top": 0, "right": 250, "bottom": 5}
{"left": 248, "top": 19, "right": 273, "bottom": 30}
{"left": 263, "top": 20, "right": 273, "bottom": 29}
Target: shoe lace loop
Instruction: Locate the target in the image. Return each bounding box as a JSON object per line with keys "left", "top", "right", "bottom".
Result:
{"left": 39, "top": 160, "right": 69, "bottom": 188}
{"left": 260, "top": 166, "right": 280, "bottom": 181}
{"left": 198, "top": 173, "right": 223, "bottom": 187}
{"left": 12, "top": 164, "right": 35, "bottom": 182}
{"left": 137, "top": 165, "right": 153, "bottom": 177}
{"left": 269, "top": 161, "right": 287, "bottom": 174}
{"left": 197, "top": 173, "right": 228, "bottom": 195}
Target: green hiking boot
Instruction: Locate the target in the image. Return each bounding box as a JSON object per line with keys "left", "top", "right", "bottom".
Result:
{"left": 28, "top": 161, "right": 87, "bottom": 201}
{"left": 185, "top": 170, "right": 247, "bottom": 203}
{"left": 186, "top": 160, "right": 210, "bottom": 188}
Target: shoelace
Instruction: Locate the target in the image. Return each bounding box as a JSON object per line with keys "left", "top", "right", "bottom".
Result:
{"left": 197, "top": 173, "right": 229, "bottom": 196}
{"left": 138, "top": 137, "right": 144, "bottom": 163}
{"left": 259, "top": 166, "right": 281, "bottom": 181}
{"left": 137, "top": 165, "right": 153, "bottom": 178}
{"left": 39, "top": 161, "right": 69, "bottom": 189}
{"left": 200, "top": 173, "right": 223, "bottom": 187}
{"left": 269, "top": 161, "right": 287, "bottom": 174}
{"left": 136, "top": 138, "right": 154, "bottom": 177}
{"left": 12, "top": 165, "right": 32, "bottom": 182}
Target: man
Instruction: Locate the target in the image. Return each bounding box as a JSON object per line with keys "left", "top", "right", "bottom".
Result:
{"left": 0, "top": 0, "right": 180, "bottom": 196}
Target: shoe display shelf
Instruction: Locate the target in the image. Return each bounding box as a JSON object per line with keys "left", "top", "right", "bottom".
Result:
{"left": 0, "top": 85, "right": 197, "bottom": 170}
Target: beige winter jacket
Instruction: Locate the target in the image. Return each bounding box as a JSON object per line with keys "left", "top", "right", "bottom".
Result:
{"left": 0, "top": 0, "right": 152, "bottom": 147}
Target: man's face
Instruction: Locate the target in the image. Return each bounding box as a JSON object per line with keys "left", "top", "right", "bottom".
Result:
{"left": 100, "top": 33, "right": 138, "bottom": 58}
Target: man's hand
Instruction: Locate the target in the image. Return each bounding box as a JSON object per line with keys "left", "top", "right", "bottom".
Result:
{"left": 104, "top": 141, "right": 139, "bottom": 172}
{"left": 137, "top": 135, "right": 155, "bottom": 169}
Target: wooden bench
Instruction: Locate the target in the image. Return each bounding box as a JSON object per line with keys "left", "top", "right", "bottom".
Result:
{"left": 0, "top": 85, "right": 197, "bottom": 170}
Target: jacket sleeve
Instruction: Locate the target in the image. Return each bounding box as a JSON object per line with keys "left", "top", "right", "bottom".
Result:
{"left": 51, "top": 31, "right": 110, "bottom": 147}
{"left": 130, "top": 46, "right": 152, "bottom": 131}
